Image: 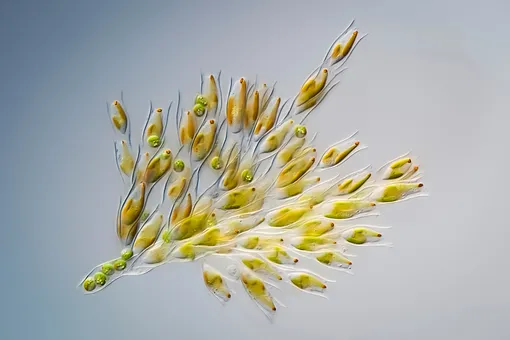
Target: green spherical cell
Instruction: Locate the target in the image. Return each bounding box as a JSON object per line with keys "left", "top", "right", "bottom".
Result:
{"left": 101, "top": 263, "right": 115, "bottom": 276}
{"left": 162, "top": 230, "right": 171, "bottom": 243}
{"left": 295, "top": 125, "right": 307, "bottom": 138}
{"left": 195, "top": 94, "right": 208, "bottom": 107}
{"left": 83, "top": 277, "right": 96, "bottom": 291}
{"left": 147, "top": 135, "right": 161, "bottom": 147}
{"left": 193, "top": 103, "right": 206, "bottom": 117}
{"left": 241, "top": 169, "right": 253, "bottom": 182}
{"left": 114, "top": 259, "right": 127, "bottom": 271}
{"left": 210, "top": 156, "right": 222, "bottom": 170}
{"left": 121, "top": 248, "right": 133, "bottom": 261}
{"left": 94, "top": 272, "right": 107, "bottom": 286}
{"left": 140, "top": 210, "right": 150, "bottom": 222}
{"left": 173, "top": 159, "right": 185, "bottom": 172}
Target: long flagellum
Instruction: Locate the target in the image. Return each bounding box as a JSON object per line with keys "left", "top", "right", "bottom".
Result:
{"left": 80, "top": 20, "right": 427, "bottom": 321}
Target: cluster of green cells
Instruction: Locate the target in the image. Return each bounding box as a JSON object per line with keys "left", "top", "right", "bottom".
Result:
{"left": 83, "top": 249, "right": 132, "bottom": 291}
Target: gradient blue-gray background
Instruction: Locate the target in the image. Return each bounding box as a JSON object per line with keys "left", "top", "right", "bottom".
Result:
{"left": 1, "top": 0, "right": 509, "bottom": 339}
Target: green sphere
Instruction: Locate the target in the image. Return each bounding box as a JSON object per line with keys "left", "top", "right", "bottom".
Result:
{"left": 173, "top": 159, "right": 185, "bottom": 172}
{"left": 295, "top": 125, "right": 307, "bottom": 138}
{"left": 114, "top": 259, "right": 127, "bottom": 271}
{"left": 121, "top": 248, "right": 133, "bottom": 261}
{"left": 195, "top": 94, "right": 208, "bottom": 107}
{"left": 101, "top": 263, "right": 115, "bottom": 276}
{"left": 193, "top": 103, "right": 206, "bottom": 117}
{"left": 140, "top": 210, "right": 149, "bottom": 222}
{"left": 94, "top": 272, "right": 107, "bottom": 286}
{"left": 162, "top": 230, "right": 171, "bottom": 243}
{"left": 241, "top": 169, "right": 253, "bottom": 182}
{"left": 83, "top": 277, "right": 96, "bottom": 291}
{"left": 147, "top": 135, "right": 161, "bottom": 147}
{"left": 210, "top": 156, "right": 222, "bottom": 170}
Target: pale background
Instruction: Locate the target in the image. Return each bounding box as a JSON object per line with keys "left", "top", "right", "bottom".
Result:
{"left": 1, "top": 0, "right": 509, "bottom": 339}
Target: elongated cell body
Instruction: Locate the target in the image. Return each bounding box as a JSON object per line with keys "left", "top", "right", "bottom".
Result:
{"left": 108, "top": 98, "right": 129, "bottom": 135}
{"left": 202, "top": 263, "right": 232, "bottom": 302}
{"left": 240, "top": 268, "right": 277, "bottom": 317}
